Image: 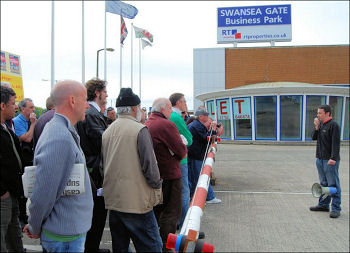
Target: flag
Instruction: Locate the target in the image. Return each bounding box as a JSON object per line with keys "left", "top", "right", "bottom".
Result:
{"left": 106, "top": 0, "right": 138, "bottom": 19}
{"left": 120, "top": 16, "right": 128, "bottom": 45}
{"left": 141, "top": 38, "right": 152, "bottom": 49}
{"left": 133, "top": 25, "right": 153, "bottom": 43}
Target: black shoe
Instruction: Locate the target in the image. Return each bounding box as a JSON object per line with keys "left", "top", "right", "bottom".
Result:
{"left": 198, "top": 231, "right": 205, "bottom": 239}
{"left": 98, "top": 249, "right": 110, "bottom": 253}
{"left": 330, "top": 211, "right": 340, "bottom": 218}
{"left": 309, "top": 205, "right": 329, "bottom": 212}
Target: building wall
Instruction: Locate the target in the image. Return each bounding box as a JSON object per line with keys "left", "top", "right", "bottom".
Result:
{"left": 225, "top": 45, "right": 350, "bottom": 89}
{"left": 193, "top": 48, "right": 225, "bottom": 110}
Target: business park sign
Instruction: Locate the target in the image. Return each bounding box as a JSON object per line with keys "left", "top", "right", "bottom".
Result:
{"left": 217, "top": 4, "right": 292, "bottom": 43}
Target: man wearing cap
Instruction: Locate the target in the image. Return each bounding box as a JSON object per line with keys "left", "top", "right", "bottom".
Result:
{"left": 145, "top": 98, "right": 187, "bottom": 249}
{"left": 187, "top": 107, "right": 221, "bottom": 204}
{"left": 106, "top": 107, "right": 116, "bottom": 126}
{"left": 102, "top": 88, "right": 163, "bottom": 252}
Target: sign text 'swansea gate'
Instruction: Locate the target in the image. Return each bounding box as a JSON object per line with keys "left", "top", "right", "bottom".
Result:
{"left": 217, "top": 4, "right": 292, "bottom": 43}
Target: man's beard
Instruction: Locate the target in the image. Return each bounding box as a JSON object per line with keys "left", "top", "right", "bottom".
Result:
{"left": 136, "top": 108, "right": 142, "bottom": 122}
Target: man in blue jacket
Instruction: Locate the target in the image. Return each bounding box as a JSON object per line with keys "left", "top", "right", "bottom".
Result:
{"left": 187, "top": 107, "right": 221, "bottom": 204}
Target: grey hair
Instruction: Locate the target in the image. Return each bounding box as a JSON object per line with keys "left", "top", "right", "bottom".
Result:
{"left": 151, "top": 98, "right": 168, "bottom": 113}
{"left": 18, "top": 98, "right": 33, "bottom": 108}
{"left": 0, "top": 81, "right": 11, "bottom": 88}
{"left": 116, "top": 106, "right": 132, "bottom": 115}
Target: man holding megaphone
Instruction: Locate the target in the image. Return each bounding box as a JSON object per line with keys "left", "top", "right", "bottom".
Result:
{"left": 310, "top": 104, "right": 341, "bottom": 218}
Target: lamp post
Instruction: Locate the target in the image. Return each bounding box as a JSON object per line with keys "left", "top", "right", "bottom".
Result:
{"left": 96, "top": 48, "right": 114, "bottom": 78}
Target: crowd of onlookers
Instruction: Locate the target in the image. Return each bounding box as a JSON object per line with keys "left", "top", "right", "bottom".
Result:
{"left": 1, "top": 79, "right": 223, "bottom": 253}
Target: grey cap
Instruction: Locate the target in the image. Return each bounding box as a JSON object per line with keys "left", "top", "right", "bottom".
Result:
{"left": 194, "top": 108, "right": 209, "bottom": 116}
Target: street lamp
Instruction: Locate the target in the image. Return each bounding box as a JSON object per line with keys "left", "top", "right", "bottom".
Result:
{"left": 96, "top": 48, "right": 114, "bottom": 78}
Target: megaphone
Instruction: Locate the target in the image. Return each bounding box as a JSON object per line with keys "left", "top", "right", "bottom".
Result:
{"left": 311, "top": 183, "right": 337, "bottom": 199}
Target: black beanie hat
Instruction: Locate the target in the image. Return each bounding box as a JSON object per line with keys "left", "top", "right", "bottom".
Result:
{"left": 115, "top": 88, "right": 141, "bottom": 107}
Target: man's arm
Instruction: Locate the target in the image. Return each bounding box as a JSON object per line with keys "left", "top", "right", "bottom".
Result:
{"left": 137, "top": 128, "right": 162, "bottom": 189}
{"left": 28, "top": 137, "right": 75, "bottom": 235}
{"left": 330, "top": 123, "right": 340, "bottom": 163}
{"left": 164, "top": 123, "right": 187, "bottom": 160}
{"left": 172, "top": 115, "right": 193, "bottom": 146}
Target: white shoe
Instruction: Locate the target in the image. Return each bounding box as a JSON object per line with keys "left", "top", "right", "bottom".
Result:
{"left": 206, "top": 198, "right": 221, "bottom": 204}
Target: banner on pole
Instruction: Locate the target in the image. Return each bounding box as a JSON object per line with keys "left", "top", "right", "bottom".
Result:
{"left": 106, "top": 0, "right": 138, "bottom": 19}
{"left": 134, "top": 25, "right": 153, "bottom": 43}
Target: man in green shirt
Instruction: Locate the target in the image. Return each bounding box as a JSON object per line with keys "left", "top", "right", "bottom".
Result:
{"left": 169, "top": 93, "right": 193, "bottom": 229}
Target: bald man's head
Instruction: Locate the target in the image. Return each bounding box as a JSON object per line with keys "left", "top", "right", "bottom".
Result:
{"left": 51, "top": 80, "right": 85, "bottom": 107}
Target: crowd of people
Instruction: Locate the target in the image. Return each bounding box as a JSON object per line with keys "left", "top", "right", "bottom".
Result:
{"left": 0, "top": 79, "right": 224, "bottom": 253}
{"left": 1, "top": 79, "right": 342, "bottom": 252}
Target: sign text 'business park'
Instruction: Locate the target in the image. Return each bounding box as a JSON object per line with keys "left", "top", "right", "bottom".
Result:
{"left": 217, "top": 4, "right": 292, "bottom": 43}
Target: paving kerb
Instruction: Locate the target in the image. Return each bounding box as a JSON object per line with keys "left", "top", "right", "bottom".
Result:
{"left": 23, "top": 144, "right": 349, "bottom": 252}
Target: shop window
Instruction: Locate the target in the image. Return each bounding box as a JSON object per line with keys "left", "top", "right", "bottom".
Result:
{"left": 343, "top": 97, "right": 349, "bottom": 140}
{"left": 306, "top": 96, "right": 326, "bottom": 140}
{"left": 255, "top": 96, "right": 277, "bottom": 140}
{"left": 280, "top": 95, "right": 302, "bottom": 140}
{"left": 216, "top": 98, "right": 232, "bottom": 139}
{"left": 206, "top": 100, "right": 216, "bottom": 120}
{"left": 329, "top": 96, "right": 344, "bottom": 130}
{"left": 232, "top": 97, "right": 252, "bottom": 139}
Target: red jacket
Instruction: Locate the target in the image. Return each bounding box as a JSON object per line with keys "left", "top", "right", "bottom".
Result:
{"left": 145, "top": 112, "right": 187, "bottom": 180}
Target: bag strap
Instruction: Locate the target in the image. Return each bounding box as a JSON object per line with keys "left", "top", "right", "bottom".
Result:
{"left": 2, "top": 124, "right": 23, "bottom": 171}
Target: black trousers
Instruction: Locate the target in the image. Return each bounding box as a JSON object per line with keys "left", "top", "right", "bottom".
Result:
{"left": 153, "top": 178, "right": 182, "bottom": 247}
{"left": 84, "top": 196, "right": 108, "bottom": 252}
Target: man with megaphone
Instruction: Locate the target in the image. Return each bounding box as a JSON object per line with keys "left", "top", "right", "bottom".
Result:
{"left": 310, "top": 104, "right": 341, "bottom": 218}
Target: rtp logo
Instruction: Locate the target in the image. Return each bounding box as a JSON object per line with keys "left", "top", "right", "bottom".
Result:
{"left": 222, "top": 29, "right": 241, "bottom": 39}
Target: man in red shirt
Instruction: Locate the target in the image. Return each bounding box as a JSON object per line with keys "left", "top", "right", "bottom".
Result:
{"left": 145, "top": 98, "right": 187, "bottom": 250}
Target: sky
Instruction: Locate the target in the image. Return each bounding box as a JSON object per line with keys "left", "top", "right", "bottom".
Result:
{"left": 1, "top": 1, "right": 349, "bottom": 110}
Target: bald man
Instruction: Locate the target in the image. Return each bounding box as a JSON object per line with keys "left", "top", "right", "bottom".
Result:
{"left": 145, "top": 98, "right": 187, "bottom": 250}
{"left": 24, "top": 80, "right": 93, "bottom": 253}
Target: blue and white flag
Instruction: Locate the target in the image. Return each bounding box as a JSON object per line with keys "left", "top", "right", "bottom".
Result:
{"left": 106, "top": 0, "right": 138, "bottom": 19}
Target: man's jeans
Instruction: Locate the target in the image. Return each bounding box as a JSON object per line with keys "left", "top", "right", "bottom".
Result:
{"left": 316, "top": 158, "right": 341, "bottom": 212}
{"left": 179, "top": 163, "right": 190, "bottom": 229}
{"left": 0, "top": 194, "right": 24, "bottom": 252}
{"left": 188, "top": 158, "right": 215, "bottom": 201}
{"left": 109, "top": 210, "right": 162, "bottom": 252}
{"left": 41, "top": 233, "right": 86, "bottom": 252}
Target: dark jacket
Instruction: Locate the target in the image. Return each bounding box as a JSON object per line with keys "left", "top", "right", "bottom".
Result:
{"left": 312, "top": 118, "right": 340, "bottom": 161}
{"left": 0, "top": 124, "right": 24, "bottom": 197}
{"left": 33, "top": 109, "right": 55, "bottom": 151}
{"left": 145, "top": 112, "right": 187, "bottom": 180}
{"left": 187, "top": 119, "right": 216, "bottom": 161}
{"left": 75, "top": 106, "right": 107, "bottom": 188}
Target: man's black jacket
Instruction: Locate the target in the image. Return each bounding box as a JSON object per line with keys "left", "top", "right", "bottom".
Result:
{"left": 75, "top": 106, "right": 107, "bottom": 189}
{"left": 0, "top": 124, "right": 24, "bottom": 197}
{"left": 312, "top": 119, "right": 340, "bottom": 161}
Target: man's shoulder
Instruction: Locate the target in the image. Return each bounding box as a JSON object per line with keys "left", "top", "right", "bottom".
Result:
{"left": 13, "top": 114, "right": 24, "bottom": 123}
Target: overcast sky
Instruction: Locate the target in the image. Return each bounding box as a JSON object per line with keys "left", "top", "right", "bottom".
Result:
{"left": 1, "top": 1, "right": 349, "bottom": 110}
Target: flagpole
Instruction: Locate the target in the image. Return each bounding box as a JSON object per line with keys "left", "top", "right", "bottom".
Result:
{"left": 139, "top": 38, "right": 141, "bottom": 100}
{"left": 82, "top": 0, "right": 85, "bottom": 84}
{"left": 120, "top": 16, "right": 122, "bottom": 91}
{"left": 104, "top": 1, "right": 107, "bottom": 80}
{"left": 131, "top": 23, "right": 133, "bottom": 90}
{"left": 51, "top": 0, "right": 55, "bottom": 90}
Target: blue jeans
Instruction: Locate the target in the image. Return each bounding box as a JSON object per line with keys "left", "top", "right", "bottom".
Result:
{"left": 109, "top": 210, "right": 162, "bottom": 252}
{"left": 316, "top": 158, "right": 341, "bottom": 212}
{"left": 178, "top": 163, "right": 190, "bottom": 228}
{"left": 41, "top": 233, "right": 86, "bottom": 252}
{"left": 188, "top": 158, "right": 215, "bottom": 201}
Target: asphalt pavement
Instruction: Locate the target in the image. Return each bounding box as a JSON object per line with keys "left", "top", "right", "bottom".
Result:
{"left": 23, "top": 143, "right": 349, "bottom": 252}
